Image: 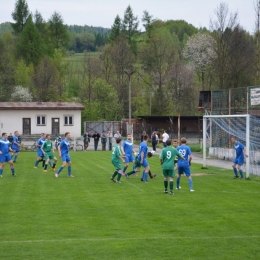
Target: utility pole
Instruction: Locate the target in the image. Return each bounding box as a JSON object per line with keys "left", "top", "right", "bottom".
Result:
{"left": 124, "top": 70, "right": 135, "bottom": 125}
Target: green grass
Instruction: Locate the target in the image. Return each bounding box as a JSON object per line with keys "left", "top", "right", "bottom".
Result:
{"left": 0, "top": 152, "right": 259, "bottom": 260}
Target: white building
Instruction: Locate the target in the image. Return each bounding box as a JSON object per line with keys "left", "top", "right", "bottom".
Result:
{"left": 0, "top": 102, "right": 85, "bottom": 137}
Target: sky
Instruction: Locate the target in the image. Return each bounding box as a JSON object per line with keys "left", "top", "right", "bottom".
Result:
{"left": 0, "top": 0, "right": 257, "bottom": 33}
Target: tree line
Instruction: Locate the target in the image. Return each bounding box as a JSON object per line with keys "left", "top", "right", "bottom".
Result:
{"left": 0, "top": 0, "right": 259, "bottom": 123}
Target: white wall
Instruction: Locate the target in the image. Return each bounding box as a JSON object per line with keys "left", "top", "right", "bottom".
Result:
{"left": 0, "top": 110, "right": 82, "bottom": 137}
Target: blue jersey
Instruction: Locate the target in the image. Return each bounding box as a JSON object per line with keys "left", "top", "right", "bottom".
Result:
{"left": 234, "top": 141, "right": 244, "bottom": 158}
{"left": 0, "top": 138, "right": 11, "bottom": 156}
{"left": 37, "top": 138, "right": 46, "bottom": 152}
{"left": 59, "top": 139, "right": 70, "bottom": 155}
{"left": 122, "top": 140, "right": 133, "bottom": 156}
{"left": 177, "top": 145, "right": 191, "bottom": 166}
{"left": 138, "top": 141, "right": 148, "bottom": 161}
{"left": 12, "top": 135, "right": 19, "bottom": 149}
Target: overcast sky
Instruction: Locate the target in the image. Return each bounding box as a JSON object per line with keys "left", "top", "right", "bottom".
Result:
{"left": 0, "top": 0, "right": 256, "bottom": 33}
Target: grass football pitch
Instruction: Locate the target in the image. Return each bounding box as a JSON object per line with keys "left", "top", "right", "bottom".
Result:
{"left": 0, "top": 151, "right": 259, "bottom": 260}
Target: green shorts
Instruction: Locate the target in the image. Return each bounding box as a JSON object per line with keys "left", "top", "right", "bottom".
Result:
{"left": 45, "top": 152, "right": 55, "bottom": 160}
{"left": 134, "top": 157, "right": 141, "bottom": 168}
{"left": 163, "top": 169, "right": 175, "bottom": 178}
{"left": 112, "top": 160, "right": 122, "bottom": 171}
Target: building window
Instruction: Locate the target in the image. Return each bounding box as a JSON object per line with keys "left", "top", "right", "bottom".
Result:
{"left": 64, "top": 115, "right": 73, "bottom": 126}
{"left": 36, "top": 115, "right": 46, "bottom": 126}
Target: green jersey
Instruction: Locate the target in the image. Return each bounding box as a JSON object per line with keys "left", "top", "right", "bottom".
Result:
{"left": 42, "top": 140, "right": 53, "bottom": 153}
{"left": 111, "top": 144, "right": 122, "bottom": 163}
{"left": 160, "top": 146, "right": 182, "bottom": 170}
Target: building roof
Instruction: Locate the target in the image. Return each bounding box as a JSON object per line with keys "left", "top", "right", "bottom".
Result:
{"left": 0, "top": 102, "right": 85, "bottom": 110}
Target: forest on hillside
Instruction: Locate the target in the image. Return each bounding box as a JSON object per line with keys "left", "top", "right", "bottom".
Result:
{"left": 0, "top": 0, "right": 260, "bottom": 122}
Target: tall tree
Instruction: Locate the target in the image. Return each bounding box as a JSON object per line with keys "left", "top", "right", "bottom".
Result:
{"left": 122, "top": 5, "right": 139, "bottom": 53}
{"left": 139, "top": 27, "right": 179, "bottom": 115}
{"left": 16, "top": 15, "right": 45, "bottom": 66}
{"left": 110, "top": 15, "right": 122, "bottom": 42}
{"left": 11, "top": 0, "right": 30, "bottom": 35}
{"left": 210, "top": 2, "right": 238, "bottom": 89}
{"left": 32, "top": 57, "right": 60, "bottom": 101}
{"left": 110, "top": 35, "right": 135, "bottom": 117}
{"left": 48, "top": 12, "right": 70, "bottom": 50}
{"left": 142, "top": 10, "right": 154, "bottom": 39}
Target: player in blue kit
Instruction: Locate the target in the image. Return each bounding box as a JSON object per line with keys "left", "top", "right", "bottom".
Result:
{"left": 34, "top": 133, "right": 46, "bottom": 168}
{"left": 121, "top": 134, "right": 135, "bottom": 176}
{"left": 0, "top": 133, "right": 16, "bottom": 177}
{"left": 12, "top": 131, "right": 21, "bottom": 163}
{"left": 176, "top": 137, "right": 194, "bottom": 192}
{"left": 55, "top": 132, "right": 74, "bottom": 178}
{"left": 138, "top": 134, "right": 150, "bottom": 182}
{"left": 231, "top": 136, "right": 248, "bottom": 179}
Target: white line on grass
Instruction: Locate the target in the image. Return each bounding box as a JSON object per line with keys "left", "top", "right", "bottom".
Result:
{"left": 0, "top": 235, "right": 259, "bottom": 244}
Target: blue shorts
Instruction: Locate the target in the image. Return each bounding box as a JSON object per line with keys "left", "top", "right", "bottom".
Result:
{"left": 12, "top": 148, "right": 20, "bottom": 153}
{"left": 0, "top": 154, "right": 12, "bottom": 163}
{"left": 234, "top": 157, "right": 244, "bottom": 166}
{"left": 141, "top": 158, "right": 149, "bottom": 168}
{"left": 37, "top": 150, "right": 43, "bottom": 157}
{"left": 62, "top": 154, "right": 71, "bottom": 163}
{"left": 178, "top": 164, "right": 191, "bottom": 177}
{"left": 125, "top": 154, "right": 134, "bottom": 163}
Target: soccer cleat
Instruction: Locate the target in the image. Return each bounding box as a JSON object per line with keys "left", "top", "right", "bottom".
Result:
{"left": 12, "top": 173, "right": 16, "bottom": 177}
{"left": 34, "top": 167, "right": 37, "bottom": 169}
{"left": 164, "top": 189, "right": 168, "bottom": 193}
{"left": 51, "top": 168, "right": 56, "bottom": 171}
{"left": 176, "top": 186, "right": 181, "bottom": 190}
{"left": 125, "top": 174, "right": 129, "bottom": 179}
{"left": 55, "top": 173, "right": 59, "bottom": 178}
{"left": 143, "top": 180, "right": 148, "bottom": 183}
{"left": 110, "top": 177, "right": 116, "bottom": 182}
{"left": 133, "top": 173, "right": 138, "bottom": 176}
{"left": 169, "top": 191, "right": 174, "bottom": 195}
{"left": 43, "top": 170, "right": 47, "bottom": 172}
{"left": 233, "top": 176, "right": 239, "bottom": 179}
{"left": 140, "top": 178, "right": 143, "bottom": 182}
{"left": 68, "top": 175, "right": 75, "bottom": 178}
{"left": 0, "top": 175, "right": 2, "bottom": 177}
{"left": 116, "top": 180, "right": 121, "bottom": 183}
{"left": 190, "top": 189, "right": 195, "bottom": 192}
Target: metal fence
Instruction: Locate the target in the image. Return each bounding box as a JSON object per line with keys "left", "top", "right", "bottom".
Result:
{"left": 211, "top": 86, "right": 260, "bottom": 116}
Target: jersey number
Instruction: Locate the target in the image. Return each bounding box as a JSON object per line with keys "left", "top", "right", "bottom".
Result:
{"left": 166, "top": 151, "right": 172, "bottom": 159}
{"left": 178, "top": 149, "right": 186, "bottom": 157}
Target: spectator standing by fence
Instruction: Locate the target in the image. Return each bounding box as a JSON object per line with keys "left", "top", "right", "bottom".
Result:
{"left": 114, "top": 130, "right": 121, "bottom": 141}
{"left": 107, "top": 130, "right": 113, "bottom": 151}
{"left": 162, "top": 130, "right": 169, "bottom": 148}
{"left": 101, "top": 131, "right": 107, "bottom": 151}
{"left": 83, "top": 131, "right": 91, "bottom": 150}
{"left": 151, "top": 131, "right": 158, "bottom": 152}
{"left": 92, "top": 131, "right": 100, "bottom": 151}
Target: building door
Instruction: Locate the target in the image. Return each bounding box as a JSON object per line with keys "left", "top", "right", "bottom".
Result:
{"left": 23, "top": 118, "right": 31, "bottom": 135}
{"left": 52, "top": 118, "right": 60, "bottom": 135}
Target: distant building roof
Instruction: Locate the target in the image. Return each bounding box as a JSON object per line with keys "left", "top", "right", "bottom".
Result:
{"left": 0, "top": 102, "right": 85, "bottom": 110}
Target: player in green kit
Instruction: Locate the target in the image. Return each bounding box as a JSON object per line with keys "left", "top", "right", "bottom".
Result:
{"left": 160, "top": 139, "right": 184, "bottom": 195}
{"left": 41, "top": 134, "right": 57, "bottom": 172}
{"left": 110, "top": 138, "right": 125, "bottom": 183}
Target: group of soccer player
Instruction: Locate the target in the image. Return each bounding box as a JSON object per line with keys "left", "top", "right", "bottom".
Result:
{"left": 34, "top": 132, "right": 74, "bottom": 178}
{"left": 110, "top": 133, "right": 194, "bottom": 195}
{"left": 0, "top": 131, "right": 73, "bottom": 178}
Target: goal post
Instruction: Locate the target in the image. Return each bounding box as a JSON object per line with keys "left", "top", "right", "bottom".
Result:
{"left": 203, "top": 114, "right": 251, "bottom": 178}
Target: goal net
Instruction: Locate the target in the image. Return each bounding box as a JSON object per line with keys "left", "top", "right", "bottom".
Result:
{"left": 202, "top": 114, "right": 260, "bottom": 178}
